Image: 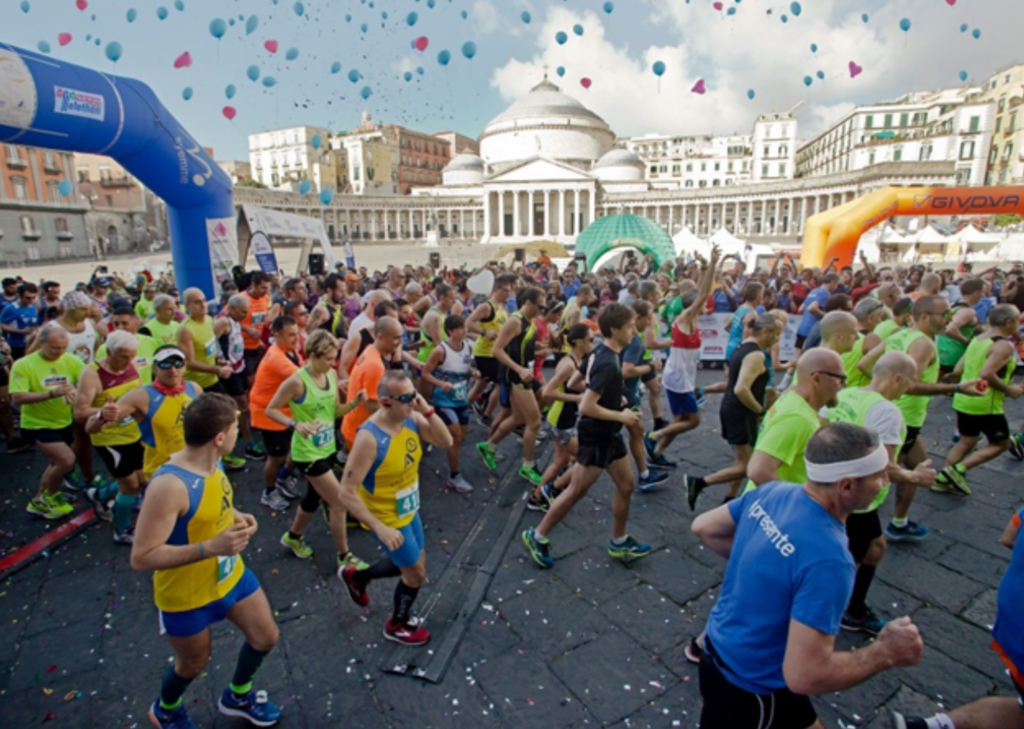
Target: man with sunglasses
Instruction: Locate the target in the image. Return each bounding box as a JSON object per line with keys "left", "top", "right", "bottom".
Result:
{"left": 857, "top": 296, "right": 981, "bottom": 541}
{"left": 339, "top": 370, "right": 453, "bottom": 646}
{"left": 101, "top": 345, "right": 202, "bottom": 484}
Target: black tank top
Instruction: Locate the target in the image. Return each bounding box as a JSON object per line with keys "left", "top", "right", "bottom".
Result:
{"left": 722, "top": 340, "right": 770, "bottom": 412}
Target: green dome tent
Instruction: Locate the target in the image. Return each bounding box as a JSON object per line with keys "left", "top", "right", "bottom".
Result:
{"left": 575, "top": 214, "right": 675, "bottom": 271}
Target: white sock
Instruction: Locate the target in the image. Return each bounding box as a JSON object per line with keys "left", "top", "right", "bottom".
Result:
{"left": 639, "top": 469, "right": 650, "bottom": 479}
{"left": 523, "top": 460, "right": 535, "bottom": 470}
{"left": 611, "top": 535, "right": 627, "bottom": 545}
{"left": 926, "top": 714, "right": 955, "bottom": 729}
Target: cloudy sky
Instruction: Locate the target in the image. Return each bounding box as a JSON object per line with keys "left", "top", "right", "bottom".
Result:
{"left": 5, "top": 0, "right": 1020, "bottom": 161}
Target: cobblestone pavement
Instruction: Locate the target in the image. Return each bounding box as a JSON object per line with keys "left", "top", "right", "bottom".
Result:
{"left": 1, "top": 371, "right": 1021, "bottom": 728}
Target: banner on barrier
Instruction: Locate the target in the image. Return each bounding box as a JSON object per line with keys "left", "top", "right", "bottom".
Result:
{"left": 240, "top": 204, "right": 338, "bottom": 269}
{"left": 696, "top": 313, "right": 803, "bottom": 363}
{"left": 250, "top": 231, "right": 278, "bottom": 275}
{"left": 206, "top": 217, "right": 238, "bottom": 285}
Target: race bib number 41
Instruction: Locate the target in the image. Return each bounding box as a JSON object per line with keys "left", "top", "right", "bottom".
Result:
{"left": 396, "top": 482, "right": 420, "bottom": 519}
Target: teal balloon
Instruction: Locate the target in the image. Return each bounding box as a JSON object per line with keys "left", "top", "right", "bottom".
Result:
{"left": 556, "top": 66, "right": 565, "bottom": 77}
{"left": 345, "top": 14, "right": 351, "bottom": 21}
{"left": 286, "top": 47, "right": 299, "bottom": 61}
{"left": 20, "top": 1, "right": 30, "bottom": 13}
{"left": 652, "top": 61, "right": 666, "bottom": 77}
{"left": 330, "top": 61, "right": 342, "bottom": 74}
{"left": 174, "top": 0, "right": 184, "bottom": 10}
{"left": 126, "top": 8, "right": 137, "bottom": 22}
{"left": 437, "top": 49, "right": 450, "bottom": 65}
{"left": 460, "top": 10, "right": 467, "bottom": 19}
{"left": 573, "top": 24, "right": 584, "bottom": 36}
{"left": 348, "top": 69, "right": 360, "bottom": 83}
{"left": 972, "top": 28, "right": 981, "bottom": 39}
{"left": 86, "top": 34, "right": 91, "bottom": 40}
{"left": 381, "top": 11, "right": 388, "bottom": 20}
{"left": 319, "top": 189, "right": 334, "bottom": 205}
{"left": 403, "top": 71, "right": 412, "bottom": 81}
{"left": 245, "top": 15, "right": 259, "bottom": 35}
{"left": 789, "top": 1, "right": 801, "bottom": 16}
{"left": 311, "top": 134, "right": 322, "bottom": 150}
{"left": 105, "top": 41, "right": 122, "bottom": 62}
{"left": 182, "top": 86, "right": 193, "bottom": 100}
{"left": 293, "top": 1, "right": 304, "bottom": 16}
{"left": 37, "top": 40, "right": 51, "bottom": 53}
{"left": 461, "top": 42, "right": 476, "bottom": 60}
{"left": 247, "top": 65, "right": 260, "bottom": 81}
{"left": 959, "top": 70, "right": 968, "bottom": 82}
{"left": 407, "top": 11, "right": 418, "bottom": 25}
{"left": 603, "top": 2, "right": 614, "bottom": 12}
{"left": 727, "top": 7, "right": 736, "bottom": 15}
{"left": 360, "top": 86, "right": 372, "bottom": 100}
{"left": 747, "top": 89, "right": 755, "bottom": 100}
{"left": 810, "top": 43, "right": 818, "bottom": 52}
{"left": 521, "top": 11, "right": 531, "bottom": 23}
{"left": 861, "top": 13, "right": 869, "bottom": 22}
{"left": 157, "top": 7, "right": 168, "bottom": 20}
{"left": 209, "top": 18, "right": 227, "bottom": 39}
{"left": 262, "top": 76, "right": 277, "bottom": 88}
{"left": 228, "top": 18, "right": 235, "bottom": 26}
{"left": 95, "top": 38, "right": 101, "bottom": 46}
{"left": 58, "top": 180, "right": 74, "bottom": 197}
{"left": 360, "top": 23, "right": 368, "bottom": 33}
{"left": 298, "top": 180, "right": 312, "bottom": 194}
{"left": 427, "top": 0, "right": 434, "bottom": 7}
{"left": 225, "top": 84, "right": 236, "bottom": 99}
{"left": 816, "top": 70, "right": 824, "bottom": 80}
{"left": 781, "top": 14, "right": 788, "bottom": 22}
{"left": 803, "top": 75, "right": 812, "bottom": 86}
{"left": 416, "top": 66, "right": 424, "bottom": 75}
{"left": 960, "top": 23, "right": 968, "bottom": 32}
{"left": 555, "top": 31, "right": 568, "bottom": 44}
{"left": 899, "top": 18, "right": 911, "bottom": 32}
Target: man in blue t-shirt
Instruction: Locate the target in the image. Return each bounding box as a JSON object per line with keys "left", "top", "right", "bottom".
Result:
{"left": 894, "top": 506, "right": 1024, "bottom": 729}
{"left": 691, "top": 423, "right": 923, "bottom": 729}
{"left": 0, "top": 282, "right": 40, "bottom": 360}
{"left": 795, "top": 273, "right": 840, "bottom": 352}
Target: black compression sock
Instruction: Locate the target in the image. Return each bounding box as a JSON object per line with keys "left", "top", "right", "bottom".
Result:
{"left": 393, "top": 580, "right": 420, "bottom": 626}
{"left": 159, "top": 665, "right": 195, "bottom": 711}
{"left": 354, "top": 557, "right": 401, "bottom": 587}
{"left": 229, "top": 642, "right": 271, "bottom": 698}
{"left": 847, "top": 564, "right": 877, "bottom": 619}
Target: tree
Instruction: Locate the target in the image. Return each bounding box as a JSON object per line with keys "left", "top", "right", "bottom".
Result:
{"left": 236, "top": 178, "right": 267, "bottom": 189}
{"left": 994, "top": 214, "right": 1022, "bottom": 227}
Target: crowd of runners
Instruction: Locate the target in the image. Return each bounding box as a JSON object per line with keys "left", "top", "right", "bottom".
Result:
{"left": 2, "top": 249, "right": 1024, "bottom": 729}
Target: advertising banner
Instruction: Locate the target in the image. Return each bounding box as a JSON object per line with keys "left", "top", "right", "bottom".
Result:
{"left": 696, "top": 313, "right": 803, "bottom": 363}
{"left": 241, "top": 204, "right": 338, "bottom": 268}
{"left": 206, "top": 217, "right": 238, "bottom": 285}
{"left": 250, "top": 231, "right": 278, "bottom": 275}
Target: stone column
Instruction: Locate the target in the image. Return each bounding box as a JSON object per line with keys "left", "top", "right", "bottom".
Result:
{"left": 573, "top": 189, "right": 580, "bottom": 235}
{"left": 668, "top": 204, "right": 674, "bottom": 234}
{"left": 588, "top": 188, "right": 595, "bottom": 228}
{"left": 543, "top": 190, "right": 551, "bottom": 237}
{"left": 559, "top": 189, "right": 566, "bottom": 236}
{"left": 513, "top": 190, "right": 521, "bottom": 237}
{"left": 482, "top": 193, "right": 491, "bottom": 238}
{"left": 527, "top": 190, "right": 535, "bottom": 237}
{"left": 497, "top": 191, "right": 505, "bottom": 238}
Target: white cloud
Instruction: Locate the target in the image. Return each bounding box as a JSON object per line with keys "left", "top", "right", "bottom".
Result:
{"left": 471, "top": 0, "right": 501, "bottom": 36}
{"left": 490, "top": 0, "right": 1017, "bottom": 143}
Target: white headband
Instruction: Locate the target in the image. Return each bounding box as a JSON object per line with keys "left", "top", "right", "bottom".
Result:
{"left": 805, "top": 444, "right": 889, "bottom": 483}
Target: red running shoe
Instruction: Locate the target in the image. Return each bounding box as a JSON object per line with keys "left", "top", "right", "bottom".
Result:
{"left": 383, "top": 618, "right": 431, "bottom": 646}
{"left": 340, "top": 566, "right": 369, "bottom": 607}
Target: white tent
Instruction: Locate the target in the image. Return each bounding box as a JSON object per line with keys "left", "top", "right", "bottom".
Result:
{"left": 957, "top": 225, "right": 1001, "bottom": 245}
{"left": 912, "top": 225, "right": 950, "bottom": 245}
{"left": 709, "top": 227, "right": 747, "bottom": 257}
{"left": 878, "top": 225, "right": 911, "bottom": 245}
{"left": 672, "top": 226, "right": 706, "bottom": 257}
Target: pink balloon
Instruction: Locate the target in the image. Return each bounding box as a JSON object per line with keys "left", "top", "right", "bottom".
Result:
{"left": 691, "top": 78, "right": 706, "bottom": 94}
{"left": 58, "top": 33, "right": 72, "bottom": 47}
{"left": 945, "top": 0, "right": 956, "bottom": 5}
{"left": 264, "top": 40, "right": 279, "bottom": 54}
{"left": 414, "top": 36, "right": 429, "bottom": 51}
{"left": 713, "top": 1, "right": 723, "bottom": 9}
{"left": 173, "top": 51, "right": 192, "bottom": 69}
{"left": 580, "top": 77, "right": 592, "bottom": 89}
{"left": 848, "top": 61, "right": 863, "bottom": 78}
{"left": 75, "top": 0, "right": 87, "bottom": 9}
{"left": 222, "top": 106, "right": 236, "bottom": 121}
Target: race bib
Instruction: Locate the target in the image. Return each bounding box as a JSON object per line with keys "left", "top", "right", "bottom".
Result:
{"left": 230, "top": 340, "right": 245, "bottom": 360}
{"left": 252, "top": 311, "right": 266, "bottom": 326}
{"left": 216, "top": 554, "right": 238, "bottom": 583}
{"left": 311, "top": 420, "right": 334, "bottom": 449}
{"left": 451, "top": 380, "right": 468, "bottom": 402}
{"left": 396, "top": 482, "right": 420, "bottom": 519}
{"left": 204, "top": 338, "right": 218, "bottom": 359}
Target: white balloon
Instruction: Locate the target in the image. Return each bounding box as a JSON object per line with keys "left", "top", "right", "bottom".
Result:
{"left": 467, "top": 269, "right": 494, "bottom": 296}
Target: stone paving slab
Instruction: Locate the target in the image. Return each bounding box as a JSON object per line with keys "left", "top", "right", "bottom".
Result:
{"left": 1, "top": 375, "right": 1024, "bottom": 727}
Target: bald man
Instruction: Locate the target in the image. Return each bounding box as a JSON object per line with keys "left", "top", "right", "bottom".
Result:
{"left": 177, "top": 287, "right": 232, "bottom": 395}
{"left": 746, "top": 349, "right": 847, "bottom": 488}
{"left": 791, "top": 311, "right": 859, "bottom": 388}
{"left": 828, "top": 351, "right": 937, "bottom": 635}
{"left": 909, "top": 272, "right": 941, "bottom": 301}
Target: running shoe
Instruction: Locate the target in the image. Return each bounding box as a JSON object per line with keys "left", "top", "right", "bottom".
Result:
{"left": 475, "top": 442, "right": 497, "bottom": 471}
{"left": 841, "top": 606, "right": 887, "bottom": 636}
{"left": 244, "top": 441, "right": 267, "bottom": 461}
{"left": 643, "top": 433, "right": 659, "bottom": 461}
{"left": 1009, "top": 432, "right": 1024, "bottom": 461}
{"left": 647, "top": 451, "right": 677, "bottom": 471}
{"left": 526, "top": 487, "right": 550, "bottom": 512}
{"left": 275, "top": 473, "right": 301, "bottom": 500}
{"left": 637, "top": 470, "right": 670, "bottom": 492}
{"left": 7, "top": 437, "right": 31, "bottom": 454}
{"left": 26, "top": 495, "right": 70, "bottom": 520}
{"left": 62, "top": 466, "right": 88, "bottom": 492}
{"left": 149, "top": 699, "right": 199, "bottom": 729}
{"left": 686, "top": 475, "right": 708, "bottom": 511}
{"left": 260, "top": 489, "right": 290, "bottom": 511}
{"left": 112, "top": 526, "right": 135, "bottom": 545}
{"left": 519, "top": 464, "right": 544, "bottom": 485}
{"left": 929, "top": 477, "right": 959, "bottom": 495}
{"left": 522, "top": 527, "right": 554, "bottom": 568}
{"left": 683, "top": 636, "right": 703, "bottom": 664}
{"left": 280, "top": 532, "right": 313, "bottom": 559}
{"left": 222, "top": 454, "right": 246, "bottom": 472}
{"left": 540, "top": 482, "right": 562, "bottom": 507}
{"left": 884, "top": 521, "right": 930, "bottom": 541}
{"left": 84, "top": 486, "right": 113, "bottom": 522}
{"left": 337, "top": 551, "right": 369, "bottom": 571}
{"left": 448, "top": 474, "right": 474, "bottom": 494}
{"left": 608, "top": 535, "right": 652, "bottom": 560}
{"left": 890, "top": 712, "right": 927, "bottom": 729}
{"left": 340, "top": 565, "right": 370, "bottom": 607}
{"left": 217, "top": 688, "right": 281, "bottom": 727}
{"left": 941, "top": 464, "right": 971, "bottom": 496}
{"left": 950, "top": 430, "right": 961, "bottom": 445}
{"left": 383, "top": 618, "right": 431, "bottom": 646}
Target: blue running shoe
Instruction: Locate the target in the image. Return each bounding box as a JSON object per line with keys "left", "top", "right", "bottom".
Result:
{"left": 884, "top": 521, "right": 929, "bottom": 542}
{"left": 637, "top": 470, "right": 670, "bottom": 492}
{"left": 217, "top": 688, "right": 282, "bottom": 727}
{"left": 149, "top": 699, "right": 199, "bottom": 729}
{"left": 608, "top": 535, "right": 652, "bottom": 560}
{"left": 522, "top": 527, "right": 554, "bottom": 568}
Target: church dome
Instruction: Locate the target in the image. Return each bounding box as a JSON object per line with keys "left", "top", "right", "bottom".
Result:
{"left": 594, "top": 148, "right": 645, "bottom": 182}
{"left": 479, "top": 77, "right": 615, "bottom": 170}
{"left": 443, "top": 153, "right": 485, "bottom": 185}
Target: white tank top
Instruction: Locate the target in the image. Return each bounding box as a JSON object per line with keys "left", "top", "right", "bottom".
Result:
{"left": 224, "top": 317, "right": 245, "bottom": 371}
{"left": 60, "top": 318, "right": 97, "bottom": 364}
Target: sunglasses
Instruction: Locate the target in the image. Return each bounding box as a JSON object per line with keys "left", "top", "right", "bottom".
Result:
{"left": 385, "top": 392, "right": 417, "bottom": 404}
{"left": 814, "top": 370, "right": 847, "bottom": 385}
{"left": 156, "top": 359, "right": 186, "bottom": 370}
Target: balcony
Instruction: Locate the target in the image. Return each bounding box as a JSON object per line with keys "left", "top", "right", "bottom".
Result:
{"left": 43, "top": 161, "right": 62, "bottom": 174}
{"left": 100, "top": 177, "right": 134, "bottom": 188}
{"left": 21, "top": 229, "right": 41, "bottom": 240}
{"left": 56, "top": 231, "right": 74, "bottom": 241}
{"left": 5, "top": 157, "right": 27, "bottom": 170}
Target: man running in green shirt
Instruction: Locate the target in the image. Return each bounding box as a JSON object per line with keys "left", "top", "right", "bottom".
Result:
{"left": 135, "top": 283, "right": 158, "bottom": 321}
{"left": 10, "top": 325, "right": 85, "bottom": 519}
{"left": 936, "top": 278, "right": 985, "bottom": 377}
{"left": 138, "top": 294, "right": 182, "bottom": 347}
{"left": 98, "top": 305, "right": 159, "bottom": 384}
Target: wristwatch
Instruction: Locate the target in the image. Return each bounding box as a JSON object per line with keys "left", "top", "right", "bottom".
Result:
{"left": 288, "top": 418, "right": 297, "bottom": 429}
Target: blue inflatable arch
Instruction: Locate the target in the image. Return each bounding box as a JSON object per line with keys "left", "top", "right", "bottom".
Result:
{"left": 0, "top": 43, "right": 232, "bottom": 297}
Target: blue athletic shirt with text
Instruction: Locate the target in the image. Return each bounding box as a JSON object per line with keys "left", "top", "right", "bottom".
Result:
{"left": 706, "top": 482, "right": 856, "bottom": 694}
{"left": 994, "top": 505, "right": 1024, "bottom": 672}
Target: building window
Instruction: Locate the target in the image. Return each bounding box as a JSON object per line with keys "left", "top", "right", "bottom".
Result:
{"left": 1010, "top": 113, "right": 1018, "bottom": 133}
{"left": 353, "top": 166, "right": 360, "bottom": 181}
{"left": 55, "top": 217, "right": 70, "bottom": 235}
{"left": 659, "top": 165, "right": 667, "bottom": 173}
{"left": 700, "top": 163, "right": 707, "bottom": 172}
{"left": 990, "top": 146, "right": 999, "bottom": 165}
{"left": 77, "top": 167, "right": 90, "bottom": 182}
{"left": 900, "top": 113, "right": 909, "bottom": 127}
{"left": 869, "top": 152, "right": 876, "bottom": 165}
{"left": 685, "top": 180, "right": 694, "bottom": 188}
{"left": 713, "top": 162, "right": 720, "bottom": 171}
{"left": 99, "top": 165, "right": 111, "bottom": 181}
{"left": 712, "top": 179, "right": 720, "bottom": 187}
{"left": 969, "top": 116, "right": 981, "bottom": 133}
{"left": 999, "top": 99, "right": 1006, "bottom": 113}
{"left": 883, "top": 113, "right": 893, "bottom": 128}
{"left": 649, "top": 166, "right": 657, "bottom": 174}
{"left": 997, "top": 117, "right": 1003, "bottom": 133}
{"left": 5, "top": 144, "right": 21, "bottom": 162}
{"left": 671, "top": 164, "right": 680, "bottom": 175}
{"left": 959, "top": 141, "right": 975, "bottom": 160}
{"left": 762, "top": 164, "right": 769, "bottom": 177}
{"left": 893, "top": 148, "right": 903, "bottom": 162}
{"left": 19, "top": 215, "right": 37, "bottom": 235}
{"left": 686, "top": 163, "right": 693, "bottom": 172}
{"left": 779, "top": 163, "right": 787, "bottom": 176}
{"left": 1004, "top": 142, "right": 1014, "bottom": 161}
{"left": 699, "top": 180, "right": 707, "bottom": 188}
{"left": 12, "top": 176, "right": 28, "bottom": 200}
{"left": 763, "top": 145, "right": 770, "bottom": 157}
{"left": 919, "top": 145, "right": 933, "bottom": 161}
{"left": 865, "top": 115, "right": 873, "bottom": 129}
{"left": 48, "top": 181, "right": 61, "bottom": 202}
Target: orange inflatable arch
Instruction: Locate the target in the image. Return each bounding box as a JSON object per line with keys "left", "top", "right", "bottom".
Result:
{"left": 800, "top": 185, "right": 1024, "bottom": 269}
